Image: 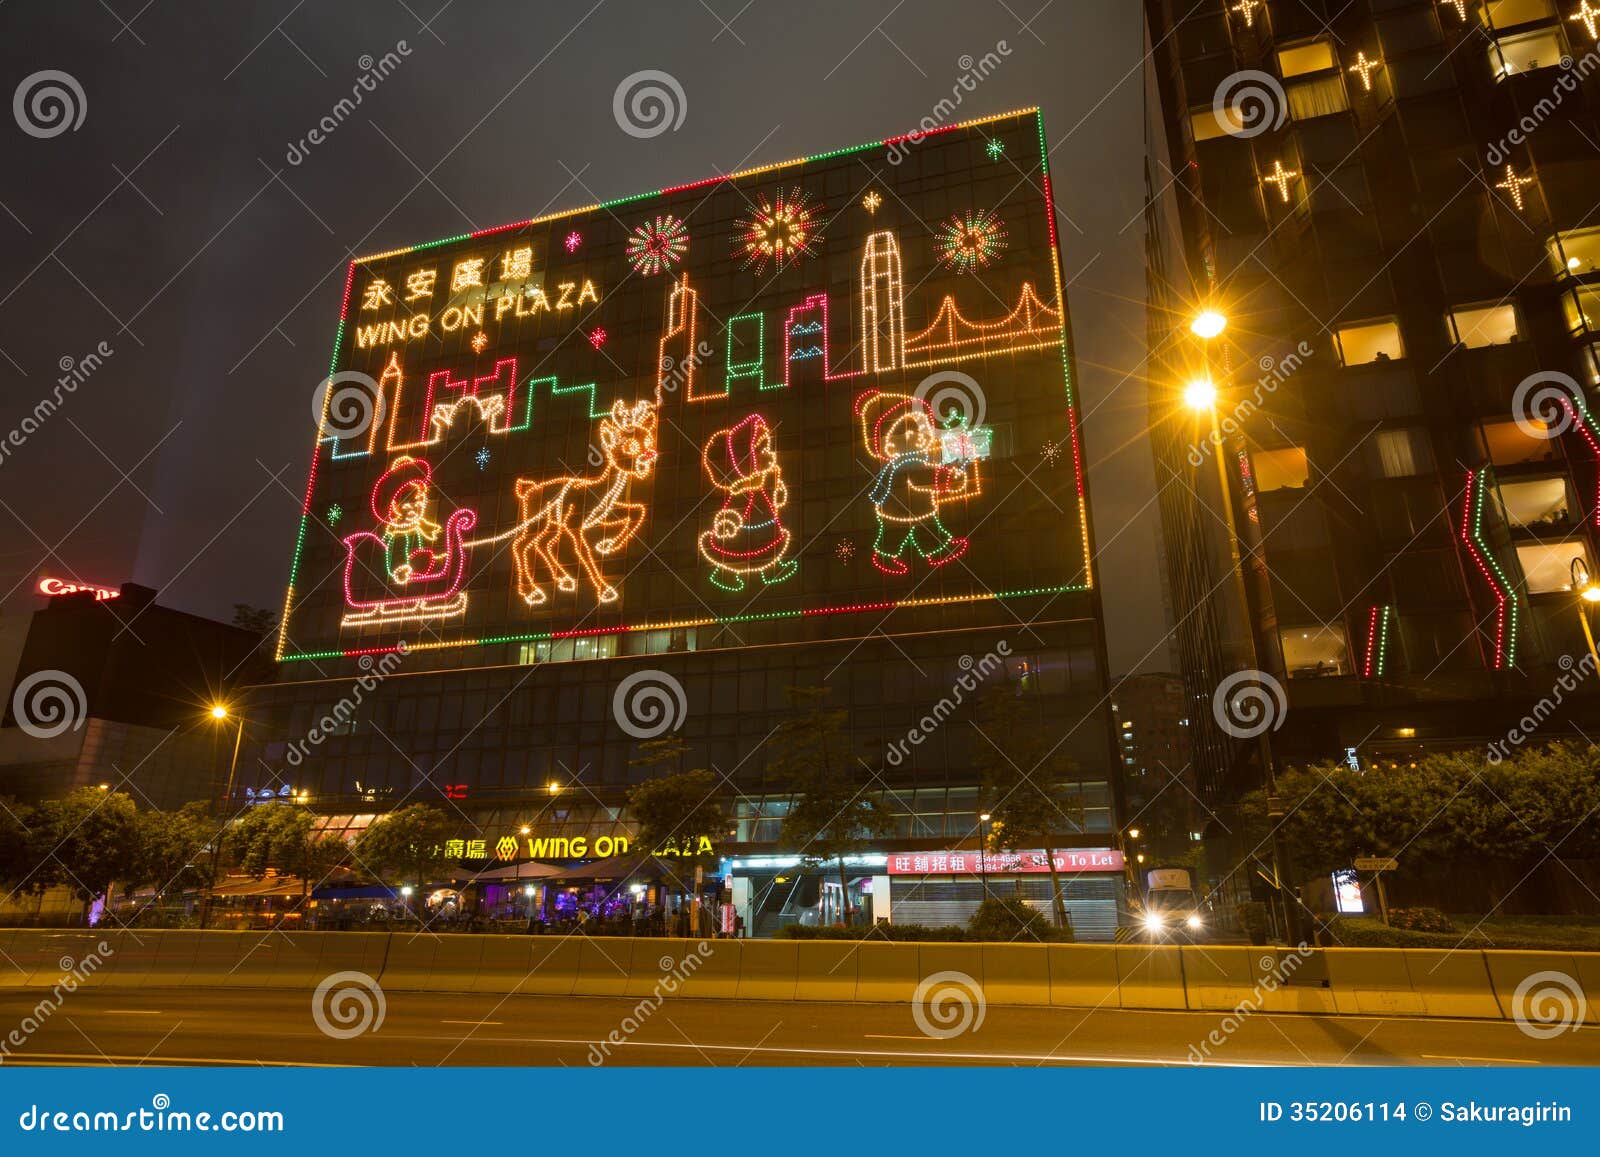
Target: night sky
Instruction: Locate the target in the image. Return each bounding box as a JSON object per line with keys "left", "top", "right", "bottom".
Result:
{"left": 0, "top": 1, "right": 1168, "bottom": 675}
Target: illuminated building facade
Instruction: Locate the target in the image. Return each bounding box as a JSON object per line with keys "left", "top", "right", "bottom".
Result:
{"left": 247, "top": 110, "right": 1125, "bottom": 934}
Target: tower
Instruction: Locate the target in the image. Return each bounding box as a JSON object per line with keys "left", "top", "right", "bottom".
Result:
{"left": 860, "top": 231, "right": 905, "bottom": 373}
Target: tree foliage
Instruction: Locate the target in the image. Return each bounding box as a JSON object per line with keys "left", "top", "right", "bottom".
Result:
{"left": 353, "top": 803, "right": 454, "bottom": 888}
{"left": 627, "top": 767, "right": 728, "bottom": 859}
{"left": 18, "top": 788, "right": 142, "bottom": 900}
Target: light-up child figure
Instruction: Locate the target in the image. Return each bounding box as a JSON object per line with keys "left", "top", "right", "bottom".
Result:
{"left": 699, "top": 414, "right": 798, "bottom": 592}
{"left": 370, "top": 455, "right": 443, "bottom": 584}
{"left": 856, "top": 390, "right": 979, "bottom": 575}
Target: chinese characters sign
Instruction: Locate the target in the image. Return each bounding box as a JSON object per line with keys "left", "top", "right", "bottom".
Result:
{"left": 887, "top": 848, "right": 1125, "bottom": 875}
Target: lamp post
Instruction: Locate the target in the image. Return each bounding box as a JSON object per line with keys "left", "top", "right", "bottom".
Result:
{"left": 1571, "top": 557, "right": 1600, "bottom": 668}
{"left": 200, "top": 703, "right": 246, "bottom": 930}
{"left": 977, "top": 812, "right": 991, "bottom": 903}
{"left": 1187, "top": 310, "right": 1292, "bottom": 940}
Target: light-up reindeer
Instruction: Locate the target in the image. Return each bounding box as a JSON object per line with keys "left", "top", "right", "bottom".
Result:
{"left": 509, "top": 399, "right": 658, "bottom": 606}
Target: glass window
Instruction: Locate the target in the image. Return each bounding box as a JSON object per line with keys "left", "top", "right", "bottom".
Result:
{"left": 1448, "top": 302, "right": 1521, "bottom": 346}
{"left": 1373, "top": 428, "right": 1434, "bottom": 477}
{"left": 1489, "top": 28, "right": 1564, "bottom": 77}
{"left": 1285, "top": 74, "right": 1351, "bottom": 119}
{"left": 1280, "top": 624, "right": 1351, "bottom": 677}
{"left": 1190, "top": 107, "right": 1233, "bottom": 142}
{"left": 1499, "top": 477, "right": 1571, "bottom": 528}
{"left": 1562, "top": 285, "right": 1600, "bottom": 334}
{"left": 1548, "top": 227, "right": 1600, "bottom": 277}
{"left": 1484, "top": 419, "right": 1558, "bottom": 465}
{"left": 1517, "top": 542, "right": 1589, "bottom": 593}
{"left": 1483, "top": 0, "right": 1555, "bottom": 27}
{"left": 1334, "top": 318, "right": 1404, "bottom": 364}
{"left": 1278, "top": 38, "right": 1337, "bottom": 77}
{"left": 1252, "top": 446, "right": 1310, "bottom": 491}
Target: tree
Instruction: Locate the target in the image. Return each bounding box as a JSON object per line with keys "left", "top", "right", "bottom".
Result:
{"left": 972, "top": 687, "right": 1086, "bottom": 929}
{"left": 228, "top": 804, "right": 346, "bottom": 906}
{"left": 627, "top": 734, "right": 692, "bottom": 777}
{"left": 627, "top": 768, "right": 728, "bottom": 858}
{"left": 0, "top": 803, "right": 35, "bottom": 889}
{"left": 231, "top": 605, "right": 277, "bottom": 635}
{"left": 131, "top": 801, "right": 223, "bottom": 914}
{"left": 21, "top": 787, "right": 143, "bottom": 902}
{"left": 353, "top": 804, "right": 454, "bottom": 915}
{"left": 774, "top": 686, "right": 891, "bottom": 925}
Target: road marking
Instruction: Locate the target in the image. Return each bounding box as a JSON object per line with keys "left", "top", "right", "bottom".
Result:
{"left": 103, "top": 1010, "right": 164, "bottom": 1015}
{"left": 441, "top": 1019, "right": 503, "bottom": 1026}
{"left": 1421, "top": 1054, "right": 1540, "bottom": 1065}
{"left": 864, "top": 1033, "right": 933, "bottom": 1040}
{"left": 5, "top": 1053, "right": 349, "bottom": 1067}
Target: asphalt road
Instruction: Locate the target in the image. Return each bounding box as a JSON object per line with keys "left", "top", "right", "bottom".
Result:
{"left": 0, "top": 988, "right": 1595, "bottom": 1066}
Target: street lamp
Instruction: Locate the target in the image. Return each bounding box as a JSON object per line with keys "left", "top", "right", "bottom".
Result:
{"left": 977, "top": 813, "right": 992, "bottom": 903}
{"left": 1190, "top": 309, "right": 1228, "bottom": 340}
{"left": 1572, "top": 557, "right": 1600, "bottom": 667}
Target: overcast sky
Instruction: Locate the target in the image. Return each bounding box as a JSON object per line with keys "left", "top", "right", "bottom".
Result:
{"left": 0, "top": 0, "right": 1169, "bottom": 675}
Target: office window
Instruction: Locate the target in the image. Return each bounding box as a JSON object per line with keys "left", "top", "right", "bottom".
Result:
{"left": 1550, "top": 227, "right": 1600, "bottom": 276}
{"left": 1562, "top": 285, "right": 1600, "bottom": 334}
{"left": 1483, "top": 0, "right": 1556, "bottom": 27}
{"left": 1489, "top": 28, "right": 1564, "bottom": 77}
{"left": 1280, "top": 624, "right": 1350, "bottom": 677}
{"left": 1448, "top": 302, "right": 1521, "bottom": 347}
{"left": 1278, "top": 38, "right": 1337, "bottom": 77}
{"left": 1500, "top": 477, "right": 1571, "bottom": 528}
{"left": 1373, "top": 428, "right": 1435, "bottom": 477}
{"left": 1334, "top": 318, "right": 1404, "bottom": 364}
{"left": 1190, "top": 107, "right": 1233, "bottom": 142}
{"left": 1253, "top": 446, "right": 1310, "bottom": 491}
{"left": 1483, "top": 419, "right": 1557, "bottom": 465}
{"left": 1517, "top": 542, "right": 1588, "bottom": 593}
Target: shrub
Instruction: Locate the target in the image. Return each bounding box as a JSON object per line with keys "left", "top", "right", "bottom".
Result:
{"left": 1387, "top": 907, "right": 1455, "bottom": 933}
{"left": 967, "top": 896, "right": 1072, "bottom": 942}
{"left": 775, "top": 921, "right": 967, "bottom": 941}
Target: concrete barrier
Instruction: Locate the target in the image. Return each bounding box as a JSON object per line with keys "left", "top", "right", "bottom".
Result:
{"left": 675, "top": 939, "right": 740, "bottom": 1000}
{"left": 1046, "top": 943, "right": 1120, "bottom": 1009}
{"left": 519, "top": 936, "right": 582, "bottom": 996}
{"left": 572, "top": 936, "right": 634, "bottom": 997}
{"left": 378, "top": 934, "right": 439, "bottom": 991}
{"left": 0, "top": 930, "right": 19, "bottom": 986}
{"left": 735, "top": 939, "right": 799, "bottom": 1001}
{"left": 188, "top": 931, "right": 276, "bottom": 987}
{"left": 793, "top": 941, "right": 857, "bottom": 1002}
{"left": 1402, "top": 949, "right": 1500, "bottom": 1019}
{"left": 136, "top": 930, "right": 204, "bottom": 989}
{"left": 1325, "top": 947, "right": 1425, "bottom": 1016}
{"left": 855, "top": 940, "right": 931, "bottom": 1003}
{"left": 980, "top": 944, "right": 1050, "bottom": 1006}
{"left": 1483, "top": 949, "right": 1600, "bottom": 1025}
{"left": 1115, "top": 945, "right": 1188, "bottom": 1010}
{"left": 471, "top": 935, "right": 534, "bottom": 995}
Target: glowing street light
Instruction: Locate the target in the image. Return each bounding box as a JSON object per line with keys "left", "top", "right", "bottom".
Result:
{"left": 1190, "top": 309, "right": 1227, "bottom": 340}
{"left": 1184, "top": 378, "right": 1217, "bottom": 411}
{"left": 210, "top": 704, "right": 229, "bottom": 720}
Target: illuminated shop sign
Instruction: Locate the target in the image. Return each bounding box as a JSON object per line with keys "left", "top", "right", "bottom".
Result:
{"left": 441, "top": 833, "right": 716, "bottom": 862}
{"left": 37, "top": 576, "right": 120, "bottom": 601}
{"left": 276, "top": 108, "right": 1091, "bottom": 667}
{"left": 887, "top": 848, "right": 1125, "bottom": 875}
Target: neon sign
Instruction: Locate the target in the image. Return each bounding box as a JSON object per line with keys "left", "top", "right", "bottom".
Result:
{"left": 37, "top": 576, "right": 120, "bottom": 601}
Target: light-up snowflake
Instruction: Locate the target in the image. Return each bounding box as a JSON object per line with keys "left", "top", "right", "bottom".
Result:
{"left": 475, "top": 447, "right": 491, "bottom": 470}
{"left": 1040, "top": 439, "right": 1063, "bottom": 466}
{"left": 470, "top": 330, "right": 489, "bottom": 353}
{"left": 326, "top": 503, "right": 343, "bottom": 524}
{"left": 985, "top": 138, "right": 1006, "bottom": 161}
{"left": 936, "top": 208, "right": 1008, "bottom": 274}
{"left": 734, "top": 186, "right": 821, "bottom": 274}
{"left": 588, "top": 328, "right": 607, "bottom": 349}
{"left": 835, "top": 539, "right": 856, "bottom": 562}
{"left": 625, "top": 214, "right": 689, "bottom": 277}
{"left": 564, "top": 230, "right": 582, "bottom": 253}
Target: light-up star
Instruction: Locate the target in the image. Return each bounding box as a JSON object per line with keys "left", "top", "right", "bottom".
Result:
{"left": 1347, "top": 51, "right": 1381, "bottom": 92}
{"left": 1229, "top": 0, "right": 1262, "bottom": 27}
{"left": 862, "top": 191, "right": 882, "bottom": 214}
{"left": 1261, "top": 159, "right": 1299, "bottom": 203}
{"left": 565, "top": 230, "right": 582, "bottom": 253}
{"left": 1495, "top": 164, "right": 1535, "bottom": 211}
{"left": 470, "top": 330, "right": 489, "bottom": 354}
{"left": 588, "top": 327, "right": 607, "bottom": 349}
{"left": 985, "top": 138, "right": 1005, "bottom": 161}
{"left": 1438, "top": 0, "right": 1466, "bottom": 19}
{"left": 1571, "top": 0, "right": 1600, "bottom": 40}
{"left": 475, "top": 447, "right": 491, "bottom": 470}
{"left": 835, "top": 539, "right": 856, "bottom": 562}
{"left": 326, "top": 503, "right": 343, "bottom": 524}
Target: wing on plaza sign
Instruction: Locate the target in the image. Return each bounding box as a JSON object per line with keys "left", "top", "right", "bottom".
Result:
{"left": 276, "top": 109, "right": 1092, "bottom": 666}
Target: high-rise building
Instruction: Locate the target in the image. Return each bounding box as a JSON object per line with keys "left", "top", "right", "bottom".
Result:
{"left": 1143, "top": 0, "right": 1600, "bottom": 828}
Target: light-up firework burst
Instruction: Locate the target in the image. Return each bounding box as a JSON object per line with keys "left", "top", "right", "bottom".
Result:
{"left": 734, "top": 186, "right": 821, "bottom": 274}
{"left": 625, "top": 214, "right": 689, "bottom": 276}
{"left": 936, "top": 209, "right": 1007, "bottom": 274}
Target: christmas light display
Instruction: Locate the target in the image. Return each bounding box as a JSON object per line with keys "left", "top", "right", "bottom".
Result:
{"left": 326, "top": 503, "right": 343, "bottom": 524}
{"left": 275, "top": 108, "right": 1096, "bottom": 665}
{"left": 1361, "top": 604, "right": 1393, "bottom": 678}
{"left": 1261, "top": 160, "right": 1298, "bottom": 204}
{"left": 1229, "top": 0, "right": 1263, "bottom": 27}
{"left": 1461, "top": 467, "right": 1518, "bottom": 669}
{"left": 936, "top": 209, "right": 1008, "bottom": 274}
{"left": 1574, "top": 1, "right": 1600, "bottom": 40}
{"left": 625, "top": 214, "right": 689, "bottom": 277}
{"left": 1347, "top": 51, "right": 1381, "bottom": 91}
{"left": 1494, "top": 165, "right": 1535, "bottom": 211}
{"left": 734, "top": 186, "right": 820, "bottom": 273}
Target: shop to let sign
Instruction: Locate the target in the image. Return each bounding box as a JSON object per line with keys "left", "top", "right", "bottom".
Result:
{"left": 887, "top": 848, "right": 1125, "bottom": 875}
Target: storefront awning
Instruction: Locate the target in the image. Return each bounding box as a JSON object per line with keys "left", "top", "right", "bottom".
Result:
{"left": 466, "top": 861, "right": 569, "bottom": 882}
{"left": 212, "top": 875, "right": 307, "bottom": 898}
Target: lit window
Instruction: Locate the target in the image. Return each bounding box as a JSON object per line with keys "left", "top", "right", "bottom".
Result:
{"left": 1447, "top": 302, "right": 1521, "bottom": 347}
{"left": 1252, "top": 446, "right": 1310, "bottom": 491}
{"left": 1278, "top": 38, "right": 1337, "bottom": 77}
{"left": 1517, "top": 542, "right": 1589, "bottom": 594}
{"left": 1373, "top": 428, "right": 1435, "bottom": 477}
{"left": 1547, "top": 226, "right": 1600, "bottom": 276}
{"left": 1285, "top": 74, "right": 1351, "bottom": 119}
{"left": 1483, "top": 419, "right": 1557, "bottom": 465}
{"left": 1488, "top": 28, "right": 1565, "bottom": 77}
{"left": 1500, "top": 477, "right": 1571, "bottom": 528}
{"left": 1483, "top": 0, "right": 1556, "bottom": 28}
{"left": 1280, "top": 624, "right": 1350, "bottom": 677}
{"left": 1334, "top": 318, "right": 1404, "bottom": 364}
{"left": 1190, "top": 107, "right": 1234, "bottom": 141}
{"left": 1562, "top": 285, "right": 1600, "bottom": 334}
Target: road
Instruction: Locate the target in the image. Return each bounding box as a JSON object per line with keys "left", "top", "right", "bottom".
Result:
{"left": 0, "top": 988, "right": 1594, "bottom": 1066}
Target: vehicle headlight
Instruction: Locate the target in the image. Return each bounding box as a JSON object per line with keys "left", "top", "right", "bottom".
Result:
{"left": 1142, "top": 912, "right": 1163, "bottom": 931}
{"left": 1186, "top": 914, "right": 1203, "bottom": 930}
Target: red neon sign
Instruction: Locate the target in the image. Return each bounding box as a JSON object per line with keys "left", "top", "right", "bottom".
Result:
{"left": 887, "top": 848, "right": 1125, "bottom": 875}
{"left": 37, "top": 576, "right": 120, "bottom": 601}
